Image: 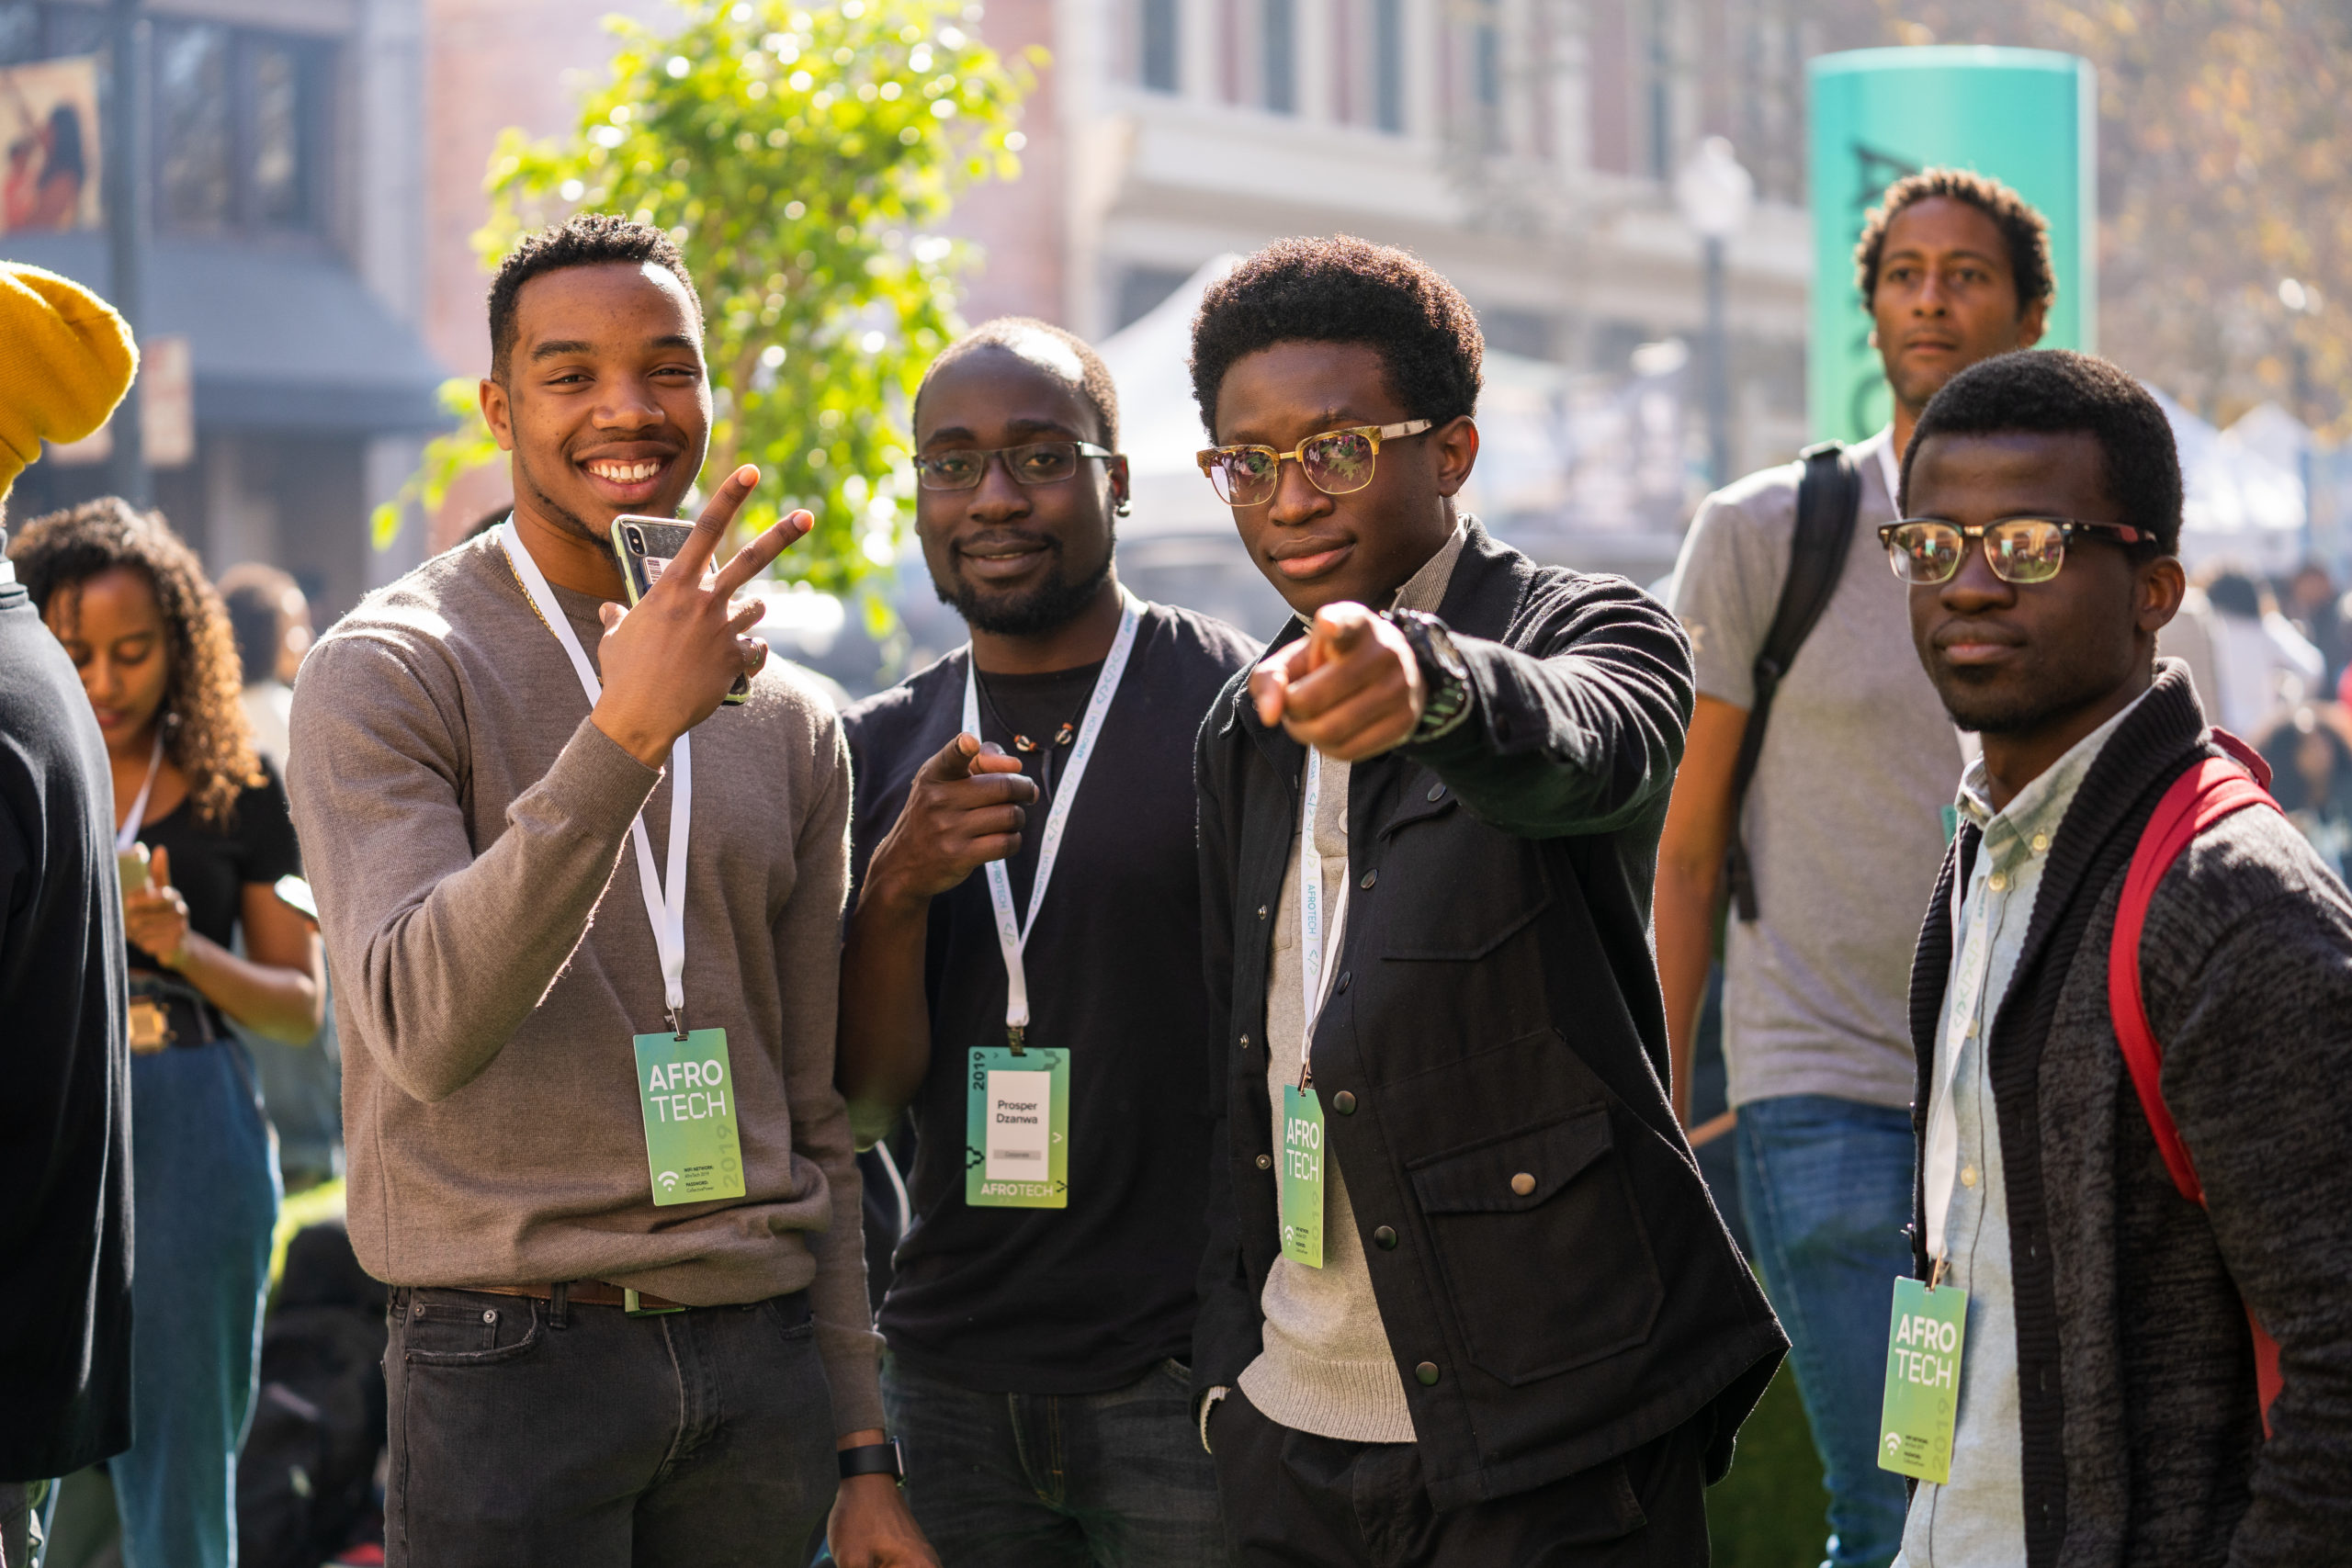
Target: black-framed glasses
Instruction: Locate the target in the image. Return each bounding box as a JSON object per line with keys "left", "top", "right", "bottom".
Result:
{"left": 1196, "top": 420, "right": 1433, "bottom": 506}
{"left": 915, "top": 441, "right": 1115, "bottom": 491}
{"left": 1878, "top": 516, "right": 2155, "bottom": 586}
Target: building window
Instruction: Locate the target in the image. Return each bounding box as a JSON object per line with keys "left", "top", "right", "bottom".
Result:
{"left": 1262, "top": 0, "right": 1295, "bottom": 114}
{"left": 1140, "top": 0, "right": 1180, "bottom": 92}
{"left": 1474, "top": 8, "right": 1502, "bottom": 151}
{"left": 1373, "top": 0, "right": 1404, "bottom": 132}
{"left": 155, "top": 20, "right": 322, "bottom": 235}
{"left": 157, "top": 23, "right": 232, "bottom": 227}
{"left": 0, "top": 1, "right": 102, "bottom": 64}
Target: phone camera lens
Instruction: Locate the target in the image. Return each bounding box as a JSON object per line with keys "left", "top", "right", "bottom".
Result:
{"left": 626, "top": 526, "right": 644, "bottom": 552}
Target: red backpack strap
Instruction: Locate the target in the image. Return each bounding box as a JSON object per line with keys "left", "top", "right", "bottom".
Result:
{"left": 2106, "top": 731, "right": 2285, "bottom": 1426}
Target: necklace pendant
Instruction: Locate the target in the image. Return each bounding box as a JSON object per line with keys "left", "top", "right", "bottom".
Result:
{"left": 1013, "top": 734, "right": 1037, "bottom": 752}
{"left": 1054, "top": 722, "right": 1075, "bottom": 747}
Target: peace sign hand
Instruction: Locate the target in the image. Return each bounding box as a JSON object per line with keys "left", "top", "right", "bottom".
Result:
{"left": 590, "top": 466, "right": 811, "bottom": 767}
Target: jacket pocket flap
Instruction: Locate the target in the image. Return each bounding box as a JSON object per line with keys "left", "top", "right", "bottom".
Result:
{"left": 1407, "top": 1108, "right": 1612, "bottom": 1214}
{"left": 1377, "top": 784, "right": 1457, "bottom": 838}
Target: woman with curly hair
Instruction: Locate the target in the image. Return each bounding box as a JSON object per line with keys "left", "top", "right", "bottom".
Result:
{"left": 8, "top": 496, "right": 319, "bottom": 1568}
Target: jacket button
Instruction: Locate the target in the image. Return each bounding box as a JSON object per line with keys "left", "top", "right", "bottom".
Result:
{"left": 1239, "top": 1033, "right": 1251, "bottom": 1050}
{"left": 1335, "top": 972, "right": 1351, "bottom": 994}
{"left": 1374, "top": 1225, "right": 1396, "bottom": 1249}
{"left": 1359, "top": 869, "right": 1377, "bottom": 890}
{"left": 1333, "top": 1090, "right": 1357, "bottom": 1114}
{"left": 1510, "top": 1172, "right": 1535, "bottom": 1196}
{"left": 1258, "top": 905, "right": 1269, "bottom": 919}
{"left": 1415, "top": 1361, "right": 1440, "bottom": 1385}
{"left": 1255, "top": 1154, "right": 1272, "bottom": 1170}
{"left": 1426, "top": 783, "right": 1445, "bottom": 803}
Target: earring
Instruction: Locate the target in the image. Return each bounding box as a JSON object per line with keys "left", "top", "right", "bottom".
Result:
{"left": 1114, "top": 498, "right": 1132, "bottom": 517}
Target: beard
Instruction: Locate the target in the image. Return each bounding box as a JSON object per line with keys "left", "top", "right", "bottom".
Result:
{"left": 935, "top": 526, "right": 1115, "bottom": 637}
{"left": 514, "top": 444, "right": 623, "bottom": 560}
{"left": 1933, "top": 665, "right": 2051, "bottom": 736}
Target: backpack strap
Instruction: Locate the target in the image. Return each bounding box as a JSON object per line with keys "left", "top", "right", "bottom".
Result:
{"left": 1725, "top": 441, "right": 1860, "bottom": 921}
{"left": 2106, "top": 729, "right": 2284, "bottom": 1428}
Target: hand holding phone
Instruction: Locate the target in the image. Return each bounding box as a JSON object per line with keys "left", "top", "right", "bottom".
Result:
{"left": 590, "top": 466, "right": 812, "bottom": 767}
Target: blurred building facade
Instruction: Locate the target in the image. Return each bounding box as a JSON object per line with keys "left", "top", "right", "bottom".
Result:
{"left": 952, "top": 0, "right": 1822, "bottom": 580}
{"left": 1, "top": 0, "right": 447, "bottom": 626}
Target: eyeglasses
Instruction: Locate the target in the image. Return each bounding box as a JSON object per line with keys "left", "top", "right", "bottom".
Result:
{"left": 915, "top": 441, "right": 1114, "bottom": 491}
{"left": 1878, "top": 516, "right": 2155, "bottom": 586}
{"left": 1196, "top": 420, "right": 1433, "bottom": 507}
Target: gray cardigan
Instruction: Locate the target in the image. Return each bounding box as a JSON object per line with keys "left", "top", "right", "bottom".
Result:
{"left": 1905, "top": 662, "right": 2352, "bottom": 1568}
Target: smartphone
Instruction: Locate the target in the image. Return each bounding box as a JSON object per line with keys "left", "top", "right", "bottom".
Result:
{"left": 610, "top": 515, "right": 751, "bottom": 705}
{"left": 118, "top": 843, "right": 152, "bottom": 900}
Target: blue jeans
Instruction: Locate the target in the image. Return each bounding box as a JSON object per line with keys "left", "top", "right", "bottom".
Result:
{"left": 882, "top": 1354, "right": 1227, "bottom": 1568}
{"left": 1735, "top": 1094, "right": 1915, "bottom": 1568}
{"left": 112, "top": 1040, "right": 280, "bottom": 1568}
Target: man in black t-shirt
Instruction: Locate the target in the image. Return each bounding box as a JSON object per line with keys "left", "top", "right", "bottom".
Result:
{"left": 840, "top": 319, "right": 1257, "bottom": 1566}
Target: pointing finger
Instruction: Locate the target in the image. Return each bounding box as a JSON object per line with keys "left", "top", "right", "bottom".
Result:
{"left": 921, "top": 732, "right": 986, "bottom": 783}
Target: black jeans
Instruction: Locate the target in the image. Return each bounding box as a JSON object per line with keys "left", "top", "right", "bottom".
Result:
{"left": 1209, "top": 1388, "right": 1710, "bottom": 1568}
{"left": 386, "top": 1286, "right": 835, "bottom": 1568}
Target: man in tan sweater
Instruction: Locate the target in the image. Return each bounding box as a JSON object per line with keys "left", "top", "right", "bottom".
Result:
{"left": 287, "top": 216, "right": 933, "bottom": 1568}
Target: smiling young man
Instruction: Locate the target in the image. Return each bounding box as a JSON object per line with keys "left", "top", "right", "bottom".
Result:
{"left": 1887, "top": 350, "right": 2352, "bottom": 1566}
{"left": 836, "top": 318, "right": 1256, "bottom": 1564}
{"left": 1655, "top": 170, "right": 2052, "bottom": 1568}
{"left": 1188, "top": 237, "right": 1783, "bottom": 1565}
{"left": 285, "top": 215, "right": 932, "bottom": 1568}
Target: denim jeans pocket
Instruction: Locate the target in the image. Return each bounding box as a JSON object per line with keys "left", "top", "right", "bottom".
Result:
{"left": 399, "top": 1292, "right": 544, "bottom": 1367}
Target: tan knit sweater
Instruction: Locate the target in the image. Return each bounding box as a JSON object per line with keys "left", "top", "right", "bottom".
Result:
{"left": 286, "top": 533, "right": 880, "bottom": 1434}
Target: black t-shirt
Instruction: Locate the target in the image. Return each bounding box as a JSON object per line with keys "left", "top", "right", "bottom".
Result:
{"left": 127, "top": 757, "right": 301, "bottom": 974}
{"left": 0, "top": 580, "right": 134, "bottom": 1474}
{"left": 843, "top": 602, "right": 1258, "bottom": 1393}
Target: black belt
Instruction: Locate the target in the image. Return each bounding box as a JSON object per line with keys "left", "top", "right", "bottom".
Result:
{"left": 127, "top": 973, "right": 220, "bottom": 1054}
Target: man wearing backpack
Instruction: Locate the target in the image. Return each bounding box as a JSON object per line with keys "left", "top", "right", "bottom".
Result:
{"left": 1656, "top": 170, "right": 2053, "bottom": 1568}
{"left": 1888, "top": 347, "right": 2352, "bottom": 1563}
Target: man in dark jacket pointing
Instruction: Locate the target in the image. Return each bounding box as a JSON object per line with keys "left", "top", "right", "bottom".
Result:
{"left": 1189, "top": 236, "right": 1783, "bottom": 1565}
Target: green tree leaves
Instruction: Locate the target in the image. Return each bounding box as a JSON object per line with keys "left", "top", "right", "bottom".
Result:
{"left": 385, "top": 0, "right": 1035, "bottom": 596}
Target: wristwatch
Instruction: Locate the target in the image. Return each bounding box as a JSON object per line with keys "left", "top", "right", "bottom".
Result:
{"left": 1386, "top": 608, "right": 1472, "bottom": 743}
{"left": 837, "top": 1438, "right": 906, "bottom": 1483}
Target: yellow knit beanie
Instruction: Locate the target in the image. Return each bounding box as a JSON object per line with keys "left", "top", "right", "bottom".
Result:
{"left": 0, "top": 263, "right": 139, "bottom": 502}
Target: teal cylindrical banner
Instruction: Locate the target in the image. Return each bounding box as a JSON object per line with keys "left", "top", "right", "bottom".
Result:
{"left": 1807, "top": 47, "right": 2097, "bottom": 443}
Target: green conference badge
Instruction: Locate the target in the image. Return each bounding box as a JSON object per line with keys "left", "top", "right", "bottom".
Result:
{"left": 1279, "top": 1084, "right": 1326, "bottom": 1269}
{"left": 633, "top": 1028, "right": 747, "bottom": 1207}
{"left": 966, "top": 1045, "right": 1069, "bottom": 1209}
{"left": 1878, "top": 1275, "right": 1969, "bottom": 1483}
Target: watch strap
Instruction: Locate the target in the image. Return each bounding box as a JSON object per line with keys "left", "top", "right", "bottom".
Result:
{"left": 837, "top": 1438, "right": 905, "bottom": 1482}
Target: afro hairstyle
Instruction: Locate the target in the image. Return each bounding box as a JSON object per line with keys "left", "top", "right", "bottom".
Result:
{"left": 1187, "top": 236, "right": 1483, "bottom": 437}
{"left": 915, "top": 317, "right": 1122, "bottom": 448}
{"left": 488, "top": 213, "right": 702, "bottom": 381}
{"left": 1899, "top": 349, "right": 2183, "bottom": 556}
{"left": 1854, "top": 167, "right": 2053, "bottom": 319}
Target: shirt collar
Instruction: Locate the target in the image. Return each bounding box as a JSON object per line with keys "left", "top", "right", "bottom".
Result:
{"left": 1393, "top": 520, "right": 1469, "bottom": 616}
{"left": 1956, "top": 686, "right": 2154, "bottom": 863}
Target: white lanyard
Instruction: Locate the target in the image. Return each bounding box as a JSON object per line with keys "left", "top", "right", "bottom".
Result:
{"left": 116, "top": 730, "right": 164, "bottom": 853}
{"left": 1875, "top": 425, "right": 1902, "bottom": 515}
{"left": 958, "top": 591, "right": 1142, "bottom": 1045}
{"left": 1297, "top": 749, "right": 1351, "bottom": 1053}
{"left": 498, "top": 523, "right": 693, "bottom": 1032}
{"left": 1923, "top": 843, "right": 1996, "bottom": 1266}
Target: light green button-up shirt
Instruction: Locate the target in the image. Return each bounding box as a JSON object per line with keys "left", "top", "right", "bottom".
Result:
{"left": 1896, "top": 691, "right": 2146, "bottom": 1568}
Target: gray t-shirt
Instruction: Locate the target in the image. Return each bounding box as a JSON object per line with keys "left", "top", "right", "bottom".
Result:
{"left": 1668, "top": 429, "right": 1962, "bottom": 1110}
